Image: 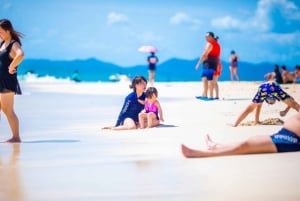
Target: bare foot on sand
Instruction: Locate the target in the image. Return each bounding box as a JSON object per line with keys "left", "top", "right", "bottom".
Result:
{"left": 205, "top": 134, "right": 216, "bottom": 150}
{"left": 181, "top": 144, "right": 202, "bottom": 158}
{"left": 5, "top": 137, "right": 21, "bottom": 143}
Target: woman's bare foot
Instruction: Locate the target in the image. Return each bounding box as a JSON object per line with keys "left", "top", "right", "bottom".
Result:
{"left": 5, "top": 137, "right": 21, "bottom": 143}
{"left": 205, "top": 134, "right": 216, "bottom": 150}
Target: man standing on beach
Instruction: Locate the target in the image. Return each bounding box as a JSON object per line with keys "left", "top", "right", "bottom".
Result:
{"left": 195, "top": 32, "right": 221, "bottom": 99}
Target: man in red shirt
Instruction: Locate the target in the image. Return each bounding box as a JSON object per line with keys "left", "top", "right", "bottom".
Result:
{"left": 195, "top": 32, "right": 221, "bottom": 100}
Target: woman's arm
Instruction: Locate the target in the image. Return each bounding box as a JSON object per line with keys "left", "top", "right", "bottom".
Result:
{"left": 115, "top": 98, "right": 131, "bottom": 126}
{"left": 9, "top": 42, "right": 24, "bottom": 74}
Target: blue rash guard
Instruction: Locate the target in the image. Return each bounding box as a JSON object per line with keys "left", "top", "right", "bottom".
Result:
{"left": 115, "top": 91, "right": 146, "bottom": 126}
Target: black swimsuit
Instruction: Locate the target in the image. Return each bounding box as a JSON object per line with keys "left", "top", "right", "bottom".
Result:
{"left": 0, "top": 41, "right": 22, "bottom": 94}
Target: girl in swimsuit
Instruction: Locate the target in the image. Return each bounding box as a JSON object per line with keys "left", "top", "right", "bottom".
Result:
{"left": 138, "top": 87, "right": 164, "bottom": 129}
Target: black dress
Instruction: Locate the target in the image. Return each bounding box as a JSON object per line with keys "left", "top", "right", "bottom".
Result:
{"left": 0, "top": 41, "right": 22, "bottom": 94}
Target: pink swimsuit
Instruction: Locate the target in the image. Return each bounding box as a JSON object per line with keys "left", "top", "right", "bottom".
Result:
{"left": 145, "top": 100, "right": 159, "bottom": 120}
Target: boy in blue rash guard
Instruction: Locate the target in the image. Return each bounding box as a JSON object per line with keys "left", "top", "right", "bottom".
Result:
{"left": 232, "top": 81, "right": 300, "bottom": 127}
{"left": 181, "top": 111, "right": 300, "bottom": 158}
{"left": 102, "top": 75, "right": 147, "bottom": 130}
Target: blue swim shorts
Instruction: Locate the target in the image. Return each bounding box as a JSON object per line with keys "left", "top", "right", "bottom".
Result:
{"left": 270, "top": 128, "right": 300, "bottom": 153}
{"left": 201, "top": 68, "right": 215, "bottom": 81}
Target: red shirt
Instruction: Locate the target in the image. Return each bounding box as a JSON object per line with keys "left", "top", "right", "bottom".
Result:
{"left": 208, "top": 39, "right": 220, "bottom": 57}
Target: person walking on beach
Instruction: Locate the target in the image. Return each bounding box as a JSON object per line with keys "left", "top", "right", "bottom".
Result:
{"left": 138, "top": 86, "right": 164, "bottom": 129}
{"left": 181, "top": 111, "right": 300, "bottom": 158}
{"left": 0, "top": 19, "right": 24, "bottom": 143}
{"left": 102, "top": 75, "right": 147, "bottom": 130}
{"left": 232, "top": 81, "right": 300, "bottom": 127}
{"left": 195, "top": 32, "right": 221, "bottom": 99}
{"left": 229, "top": 50, "right": 239, "bottom": 81}
{"left": 147, "top": 52, "right": 159, "bottom": 86}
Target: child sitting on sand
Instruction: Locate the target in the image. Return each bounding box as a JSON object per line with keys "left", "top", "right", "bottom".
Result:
{"left": 138, "top": 87, "right": 164, "bottom": 129}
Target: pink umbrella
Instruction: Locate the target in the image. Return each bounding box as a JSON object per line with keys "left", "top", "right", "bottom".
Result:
{"left": 138, "top": 45, "right": 158, "bottom": 53}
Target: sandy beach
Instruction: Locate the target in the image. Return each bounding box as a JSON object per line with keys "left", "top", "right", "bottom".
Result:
{"left": 0, "top": 80, "right": 300, "bottom": 201}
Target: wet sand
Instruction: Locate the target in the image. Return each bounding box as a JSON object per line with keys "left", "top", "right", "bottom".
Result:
{"left": 0, "top": 81, "right": 300, "bottom": 201}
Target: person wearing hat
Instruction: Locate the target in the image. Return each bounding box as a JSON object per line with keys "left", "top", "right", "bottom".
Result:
{"left": 195, "top": 31, "right": 221, "bottom": 99}
{"left": 231, "top": 81, "right": 300, "bottom": 127}
{"left": 229, "top": 50, "right": 240, "bottom": 81}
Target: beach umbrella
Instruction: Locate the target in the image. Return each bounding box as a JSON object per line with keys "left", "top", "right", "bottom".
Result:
{"left": 138, "top": 45, "right": 158, "bottom": 53}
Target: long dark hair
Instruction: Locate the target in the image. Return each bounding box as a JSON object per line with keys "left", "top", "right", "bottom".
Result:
{"left": 0, "top": 19, "right": 24, "bottom": 45}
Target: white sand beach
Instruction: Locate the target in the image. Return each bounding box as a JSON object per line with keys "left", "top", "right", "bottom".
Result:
{"left": 0, "top": 80, "right": 300, "bottom": 201}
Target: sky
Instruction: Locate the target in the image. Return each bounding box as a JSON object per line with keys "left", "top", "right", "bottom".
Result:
{"left": 1, "top": 0, "right": 300, "bottom": 67}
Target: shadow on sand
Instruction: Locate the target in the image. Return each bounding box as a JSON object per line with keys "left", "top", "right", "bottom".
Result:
{"left": 22, "top": 139, "right": 80, "bottom": 143}
{"left": 157, "top": 124, "right": 177, "bottom": 128}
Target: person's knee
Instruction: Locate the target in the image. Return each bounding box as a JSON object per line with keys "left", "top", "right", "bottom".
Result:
{"left": 127, "top": 124, "right": 137, "bottom": 129}
{"left": 234, "top": 141, "right": 252, "bottom": 153}
{"left": 1, "top": 107, "right": 12, "bottom": 116}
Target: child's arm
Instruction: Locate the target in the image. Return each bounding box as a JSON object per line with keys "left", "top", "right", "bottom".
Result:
{"left": 156, "top": 100, "right": 164, "bottom": 122}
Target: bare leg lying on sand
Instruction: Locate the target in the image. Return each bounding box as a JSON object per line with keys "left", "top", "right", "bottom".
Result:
{"left": 182, "top": 112, "right": 300, "bottom": 158}
{"left": 182, "top": 134, "right": 277, "bottom": 158}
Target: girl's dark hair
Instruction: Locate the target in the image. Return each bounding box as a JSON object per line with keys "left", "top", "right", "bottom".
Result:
{"left": 145, "top": 87, "right": 158, "bottom": 98}
{"left": 0, "top": 19, "right": 24, "bottom": 45}
{"left": 129, "top": 75, "right": 147, "bottom": 91}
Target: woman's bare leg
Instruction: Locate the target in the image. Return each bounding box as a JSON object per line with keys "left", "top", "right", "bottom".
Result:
{"left": 1, "top": 93, "right": 20, "bottom": 143}
{"left": 182, "top": 135, "right": 277, "bottom": 158}
{"left": 233, "top": 68, "right": 239, "bottom": 81}
{"left": 110, "top": 118, "right": 137, "bottom": 130}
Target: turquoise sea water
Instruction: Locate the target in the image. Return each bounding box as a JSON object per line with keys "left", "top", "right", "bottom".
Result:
{"left": 17, "top": 58, "right": 299, "bottom": 83}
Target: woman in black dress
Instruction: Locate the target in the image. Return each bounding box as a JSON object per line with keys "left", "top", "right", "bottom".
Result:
{"left": 0, "top": 19, "right": 24, "bottom": 143}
